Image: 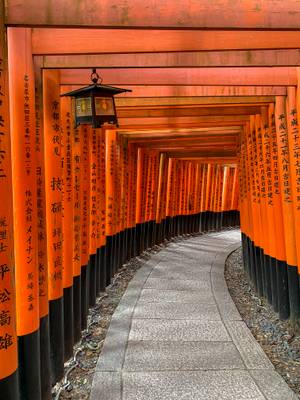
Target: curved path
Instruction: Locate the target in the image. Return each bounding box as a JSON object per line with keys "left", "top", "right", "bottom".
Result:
{"left": 90, "top": 230, "right": 297, "bottom": 400}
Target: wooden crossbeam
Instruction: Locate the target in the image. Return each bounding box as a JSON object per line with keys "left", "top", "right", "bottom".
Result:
{"left": 42, "top": 50, "right": 300, "bottom": 68}
{"left": 61, "top": 85, "right": 285, "bottom": 97}
{"left": 59, "top": 67, "right": 297, "bottom": 86}
{"left": 31, "top": 29, "right": 300, "bottom": 54}
{"left": 117, "top": 105, "right": 262, "bottom": 118}
{"left": 114, "top": 97, "right": 275, "bottom": 107}
{"left": 5, "top": 1, "right": 300, "bottom": 29}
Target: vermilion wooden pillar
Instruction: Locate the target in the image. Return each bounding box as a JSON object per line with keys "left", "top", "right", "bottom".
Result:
{"left": 244, "top": 121, "right": 259, "bottom": 291}
{"left": 165, "top": 157, "right": 173, "bottom": 239}
{"left": 221, "top": 166, "right": 229, "bottom": 227}
{"left": 266, "top": 104, "right": 286, "bottom": 314}
{"left": 95, "top": 129, "right": 102, "bottom": 295}
{"left": 275, "top": 96, "right": 298, "bottom": 321}
{"left": 43, "top": 69, "right": 64, "bottom": 383}
{"left": 0, "top": 12, "right": 19, "bottom": 400}
{"left": 60, "top": 95, "right": 74, "bottom": 360}
{"left": 200, "top": 164, "right": 207, "bottom": 232}
{"left": 261, "top": 107, "right": 278, "bottom": 308}
{"left": 34, "top": 57, "right": 51, "bottom": 400}
{"left": 105, "top": 128, "right": 117, "bottom": 281}
{"left": 155, "top": 153, "right": 166, "bottom": 242}
{"left": 119, "top": 137, "right": 129, "bottom": 264}
{"left": 88, "top": 128, "right": 98, "bottom": 307}
{"left": 127, "top": 144, "right": 137, "bottom": 257}
{"left": 8, "top": 27, "right": 41, "bottom": 400}
{"left": 285, "top": 87, "right": 300, "bottom": 327}
{"left": 72, "top": 125, "right": 82, "bottom": 342}
{"left": 80, "top": 125, "right": 90, "bottom": 330}
{"left": 98, "top": 129, "right": 106, "bottom": 289}
{"left": 135, "top": 147, "right": 144, "bottom": 251}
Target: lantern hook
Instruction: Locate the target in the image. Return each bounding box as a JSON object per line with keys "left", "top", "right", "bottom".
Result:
{"left": 91, "top": 68, "right": 103, "bottom": 85}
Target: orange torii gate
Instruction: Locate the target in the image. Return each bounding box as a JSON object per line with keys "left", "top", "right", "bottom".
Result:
{"left": 2, "top": 1, "right": 300, "bottom": 399}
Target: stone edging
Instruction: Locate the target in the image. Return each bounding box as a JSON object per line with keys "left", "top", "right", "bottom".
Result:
{"left": 94, "top": 252, "right": 164, "bottom": 373}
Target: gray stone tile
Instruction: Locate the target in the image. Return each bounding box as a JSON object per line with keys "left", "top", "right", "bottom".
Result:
{"left": 250, "top": 370, "right": 298, "bottom": 400}
{"left": 144, "top": 277, "right": 211, "bottom": 291}
{"left": 225, "top": 320, "right": 273, "bottom": 370}
{"left": 129, "top": 319, "right": 231, "bottom": 341}
{"left": 123, "top": 341, "right": 244, "bottom": 371}
{"left": 90, "top": 372, "right": 121, "bottom": 400}
{"left": 138, "top": 288, "right": 215, "bottom": 304}
{"left": 133, "top": 301, "right": 221, "bottom": 320}
{"left": 155, "top": 261, "right": 212, "bottom": 272}
{"left": 211, "top": 280, "right": 242, "bottom": 321}
{"left": 149, "top": 268, "right": 211, "bottom": 281}
{"left": 158, "top": 252, "right": 213, "bottom": 263}
{"left": 122, "top": 370, "right": 266, "bottom": 400}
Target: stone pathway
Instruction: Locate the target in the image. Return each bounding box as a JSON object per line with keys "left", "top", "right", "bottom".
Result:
{"left": 90, "top": 230, "right": 297, "bottom": 400}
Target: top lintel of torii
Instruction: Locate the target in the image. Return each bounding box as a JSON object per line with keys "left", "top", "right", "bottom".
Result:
{"left": 4, "top": 0, "right": 300, "bottom": 29}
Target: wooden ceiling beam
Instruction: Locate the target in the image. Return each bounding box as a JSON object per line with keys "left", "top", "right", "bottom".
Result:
{"left": 115, "top": 96, "right": 275, "bottom": 107}
{"left": 61, "top": 85, "right": 285, "bottom": 97}
{"left": 167, "top": 151, "right": 237, "bottom": 158}
{"left": 6, "top": 1, "right": 300, "bottom": 29}
{"left": 30, "top": 29, "right": 300, "bottom": 54}
{"left": 59, "top": 67, "right": 297, "bottom": 86}
{"left": 42, "top": 49, "right": 300, "bottom": 68}
{"left": 117, "top": 105, "right": 262, "bottom": 118}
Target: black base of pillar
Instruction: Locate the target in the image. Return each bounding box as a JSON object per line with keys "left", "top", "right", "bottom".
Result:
{"left": 96, "top": 248, "right": 101, "bottom": 297}
{"left": 0, "top": 370, "right": 19, "bottom": 400}
{"left": 254, "top": 245, "right": 264, "bottom": 296}
{"left": 287, "top": 264, "right": 300, "bottom": 325}
{"left": 105, "top": 236, "right": 113, "bottom": 286}
{"left": 248, "top": 239, "right": 257, "bottom": 291}
{"left": 264, "top": 254, "right": 273, "bottom": 305}
{"left": 73, "top": 275, "right": 82, "bottom": 344}
{"left": 80, "top": 265, "right": 88, "bottom": 331}
{"left": 89, "top": 254, "right": 97, "bottom": 307}
{"left": 18, "top": 329, "right": 41, "bottom": 400}
{"left": 49, "top": 297, "right": 64, "bottom": 384}
{"left": 39, "top": 315, "right": 51, "bottom": 400}
{"left": 276, "top": 260, "right": 290, "bottom": 320}
{"left": 63, "top": 286, "right": 74, "bottom": 361}
{"left": 269, "top": 256, "right": 278, "bottom": 313}
{"left": 99, "top": 245, "right": 106, "bottom": 292}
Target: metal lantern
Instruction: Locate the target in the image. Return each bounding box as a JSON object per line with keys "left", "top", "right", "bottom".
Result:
{"left": 61, "top": 69, "right": 131, "bottom": 128}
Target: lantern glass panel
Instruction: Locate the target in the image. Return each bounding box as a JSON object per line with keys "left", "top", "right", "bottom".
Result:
{"left": 75, "top": 97, "right": 92, "bottom": 117}
{"left": 94, "top": 97, "right": 115, "bottom": 116}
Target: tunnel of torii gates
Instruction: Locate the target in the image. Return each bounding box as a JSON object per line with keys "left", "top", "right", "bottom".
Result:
{"left": 2, "top": 0, "right": 300, "bottom": 399}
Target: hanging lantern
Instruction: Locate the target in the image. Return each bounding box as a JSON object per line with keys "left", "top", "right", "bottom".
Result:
{"left": 61, "top": 69, "right": 131, "bottom": 128}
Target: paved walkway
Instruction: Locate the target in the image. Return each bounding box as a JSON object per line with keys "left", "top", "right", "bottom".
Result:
{"left": 90, "top": 230, "right": 297, "bottom": 400}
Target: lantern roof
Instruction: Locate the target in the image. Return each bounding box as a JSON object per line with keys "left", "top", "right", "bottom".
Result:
{"left": 61, "top": 83, "right": 131, "bottom": 97}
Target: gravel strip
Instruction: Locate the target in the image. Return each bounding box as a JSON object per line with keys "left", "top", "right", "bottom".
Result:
{"left": 225, "top": 248, "right": 300, "bottom": 399}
